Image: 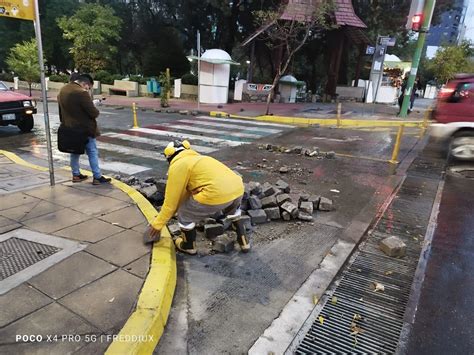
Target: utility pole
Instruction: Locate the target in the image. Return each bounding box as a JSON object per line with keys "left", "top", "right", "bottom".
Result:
{"left": 399, "top": 0, "right": 436, "bottom": 117}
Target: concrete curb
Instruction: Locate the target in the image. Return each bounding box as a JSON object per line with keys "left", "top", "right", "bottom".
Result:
{"left": 0, "top": 150, "right": 176, "bottom": 355}
{"left": 208, "top": 111, "right": 425, "bottom": 128}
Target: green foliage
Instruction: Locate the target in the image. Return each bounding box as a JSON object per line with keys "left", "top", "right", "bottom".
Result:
{"left": 6, "top": 39, "right": 42, "bottom": 85}
{"left": 428, "top": 41, "right": 474, "bottom": 84}
{"left": 158, "top": 71, "right": 172, "bottom": 107}
{"left": 0, "top": 72, "right": 14, "bottom": 82}
{"left": 57, "top": 3, "right": 122, "bottom": 72}
{"left": 181, "top": 73, "right": 198, "bottom": 85}
{"left": 128, "top": 75, "right": 148, "bottom": 85}
{"left": 49, "top": 74, "right": 70, "bottom": 83}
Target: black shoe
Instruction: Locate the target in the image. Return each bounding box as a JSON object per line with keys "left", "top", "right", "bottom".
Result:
{"left": 72, "top": 174, "right": 88, "bottom": 183}
{"left": 92, "top": 176, "right": 112, "bottom": 185}
{"left": 175, "top": 228, "right": 197, "bottom": 255}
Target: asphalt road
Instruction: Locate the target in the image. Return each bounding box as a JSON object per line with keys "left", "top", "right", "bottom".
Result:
{"left": 404, "top": 162, "right": 474, "bottom": 355}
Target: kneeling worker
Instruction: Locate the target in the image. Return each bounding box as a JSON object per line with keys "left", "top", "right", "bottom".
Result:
{"left": 146, "top": 140, "right": 250, "bottom": 255}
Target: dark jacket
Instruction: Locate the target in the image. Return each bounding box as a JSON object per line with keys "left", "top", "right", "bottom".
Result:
{"left": 57, "top": 82, "right": 100, "bottom": 137}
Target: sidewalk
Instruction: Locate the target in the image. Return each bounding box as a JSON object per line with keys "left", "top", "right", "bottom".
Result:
{"left": 0, "top": 153, "right": 157, "bottom": 354}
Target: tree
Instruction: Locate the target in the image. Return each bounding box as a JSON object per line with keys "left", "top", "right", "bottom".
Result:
{"left": 429, "top": 41, "right": 474, "bottom": 84}
{"left": 57, "top": 3, "right": 122, "bottom": 72}
{"left": 253, "top": 1, "right": 335, "bottom": 114}
{"left": 6, "top": 39, "right": 42, "bottom": 96}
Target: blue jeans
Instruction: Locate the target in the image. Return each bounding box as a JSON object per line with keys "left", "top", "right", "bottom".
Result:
{"left": 70, "top": 138, "right": 101, "bottom": 179}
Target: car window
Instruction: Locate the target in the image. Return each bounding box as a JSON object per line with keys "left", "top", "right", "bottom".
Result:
{"left": 0, "top": 82, "right": 8, "bottom": 91}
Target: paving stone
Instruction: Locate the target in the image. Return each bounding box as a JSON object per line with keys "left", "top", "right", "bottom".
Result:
{"left": 319, "top": 197, "right": 334, "bottom": 211}
{"left": 204, "top": 224, "right": 224, "bottom": 240}
{"left": 298, "top": 194, "right": 310, "bottom": 203}
{"left": 275, "top": 179, "right": 290, "bottom": 193}
{"left": 297, "top": 211, "right": 314, "bottom": 221}
{"left": 280, "top": 201, "right": 298, "bottom": 216}
{"left": 24, "top": 185, "right": 100, "bottom": 208}
{"left": 282, "top": 211, "right": 291, "bottom": 221}
{"left": 0, "top": 284, "right": 52, "bottom": 327}
{"left": 59, "top": 270, "right": 143, "bottom": 332}
{"left": 124, "top": 254, "right": 151, "bottom": 279}
{"left": 99, "top": 205, "right": 145, "bottom": 229}
{"left": 308, "top": 195, "right": 321, "bottom": 209}
{"left": 248, "top": 181, "right": 262, "bottom": 195}
{"left": 55, "top": 218, "right": 124, "bottom": 243}
{"left": 29, "top": 252, "right": 117, "bottom": 299}
{"left": 249, "top": 196, "right": 262, "bottom": 210}
{"left": 380, "top": 236, "right": 407, "bottom": 258}
{"left": 276, "top": 193, "right": 291, "bottom": 206}
{"left": 261, "top": 195, "right": 277, "bottom": 208}
{"left": 87, "top": 229, "right": 151, "bottom": 266}
{"left": 299, "top": 201, "right": 314, "bottom": 215}
{"left": 264, "top": 207, "right": 281, "bottom": 220}
{"left": 0, "top": 200, "right": 63, "bottom": 222}
{"left": 22, "top": 208, "right": 91, "bottom": 234}
{"left": 247, "top": 209, "right": 268, "bottom": 224}
{"left": 262, "top": 182, "right": 277, "bottom": 197}
{"left": 139, "top": 184, "right": 158, "bottom": 198}
{"left": 212, "top": 235, "right": 235, "bottom": 253}
{"left": 70, "top": 196, "right": 130, "bottom": 217}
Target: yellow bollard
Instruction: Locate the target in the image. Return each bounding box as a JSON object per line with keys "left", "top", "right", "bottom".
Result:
{"left": 419, "top": 107, "right": 432, "bottom": 138}
{"left": 390, "top": 124, "right": 405, "bottom": 164}
{"left": 336, "top": 102, "right": 342, "bottom": 128}
{"left": 132, "top": 102, "right": 139, "bottom": 128}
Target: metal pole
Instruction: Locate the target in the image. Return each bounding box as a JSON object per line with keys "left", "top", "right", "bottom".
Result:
{"left": 400, "top": 0, "right": 436, "bottom": 117}
{"left": 33, "top": 0, "right": 54, "bottom": 186}
{"left": 336, "top": 102, "right": 342, "bottom": 127}
{"left": 197, "top": 30, "right": 201, "bottom": 110}
{"left": 390, "top": 124, "right": 405, "bottom": 164}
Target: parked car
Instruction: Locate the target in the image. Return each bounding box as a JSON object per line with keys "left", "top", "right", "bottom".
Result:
{"left": 0, "top": 81, "right": 36, "bottom": 132}
{"left": 431, "top": 74, "right": 474, "bottom": 160}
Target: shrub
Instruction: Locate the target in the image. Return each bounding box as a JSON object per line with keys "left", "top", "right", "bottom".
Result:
{"left": 49, "top": 74, "right": 69, "bottom": 83}
{"left": 181, "top": 73, "right": 198, "bottom": 85}
{"left": 0, "top": 72, "right": 14, "bottom": 82}
{"left": 94, "top": 70, "right": 113, "bottom": 84}
{"left": 128, "top": 75, "right": 148, "bottom": 85}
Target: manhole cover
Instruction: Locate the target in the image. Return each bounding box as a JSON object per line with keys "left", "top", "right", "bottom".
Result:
{"left": 0, "top": 229, "right": 86, "bottom": 295}
{"left": 0, "top": 238, "right": 60, "bottom": 280}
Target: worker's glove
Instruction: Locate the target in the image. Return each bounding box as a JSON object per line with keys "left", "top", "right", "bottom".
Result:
{"left": 143, "top": 224, "right": 161, "bottom": 244}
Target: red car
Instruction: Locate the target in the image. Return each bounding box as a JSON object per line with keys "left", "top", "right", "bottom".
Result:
{"left": 431, "top": 74, "right": 474, "bottom": 160}
{"left": 0, "top": 81, "right": 36, "bottom": 132}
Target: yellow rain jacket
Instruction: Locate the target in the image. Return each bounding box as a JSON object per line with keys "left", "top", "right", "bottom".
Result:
{"left": 151, "top": 149, "right": 244, "bottom": 231}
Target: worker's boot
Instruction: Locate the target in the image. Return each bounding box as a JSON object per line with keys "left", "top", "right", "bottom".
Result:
{"left": 233, "top": 218, "right": 250, "bottom": 253}
{"left": 175, "top": 228, "right": 197, "bottom": 255}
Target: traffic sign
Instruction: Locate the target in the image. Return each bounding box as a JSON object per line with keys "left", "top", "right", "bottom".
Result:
{"left": 0, "top": 0, "right": 35, "bottom": 21}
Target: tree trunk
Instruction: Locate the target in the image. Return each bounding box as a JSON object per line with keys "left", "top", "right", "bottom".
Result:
{"left": 28, "top": 83, "right": 32, "bottom": 97}
{"left": 265, "top": 73, "right": 282, "bottom": 115}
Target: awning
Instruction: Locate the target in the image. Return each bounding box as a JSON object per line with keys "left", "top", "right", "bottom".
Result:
{"left": 187, "top": 56, "right": 240, "bottom": 65}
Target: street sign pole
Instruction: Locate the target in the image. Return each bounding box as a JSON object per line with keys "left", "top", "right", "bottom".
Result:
{"left": 197, "top": 30, "right": 201, "bottom": 111}
{"left": 33, "top": 0, "right": 54, "bottom": 185}
{"left": 400, "top": 0, "right": 436, "bottom": 117}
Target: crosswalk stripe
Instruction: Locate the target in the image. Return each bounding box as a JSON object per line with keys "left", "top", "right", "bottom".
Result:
{"left": 97, "top": 142, "right": 165, "bottom": 161}
{"left": 101, "top": 132, "right": 217, "bottom": 153}
{"left": 196, "top": 115, "right": 293, "bottom": 128}
{"left": 177, "top": 118, "right": 282, "bottom": 134}
{"left": 162, "top": 123, "right": 262, "bottom": 139}
{"left": 131, "top": 127, "right": 243, "bottom": 147}
{"left": 28, "top": 146, "right": 151, "bottom": 175}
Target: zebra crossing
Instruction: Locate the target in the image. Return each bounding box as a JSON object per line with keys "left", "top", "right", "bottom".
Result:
{"left": 29, "top": 115, "right": 293, "bottom": 176}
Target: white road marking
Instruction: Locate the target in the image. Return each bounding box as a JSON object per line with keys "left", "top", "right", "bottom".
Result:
{"left": 130, "top": 127, "right": 243, "bottom": 147}
{"left": 177, "top": 119, "right": 282, "bottom": 134}
{"left": 162, "top": 123, "right": 262, "bottom": 139}
{"left": 101, "top": 132, "right": 217, "bottom": 153}
{"left": 28, "top": 146, "right": 151, "bottom": 175}
{"left": 196, "top": 115, "right": 294, "bottom": 128}
{"left": 97, "top": 142, "right": 166, "bottom": 161}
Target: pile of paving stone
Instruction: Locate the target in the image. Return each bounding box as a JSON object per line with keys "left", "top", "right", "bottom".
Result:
{"left": 259, "top": 144, "right": 337, "bottom": 160}
{"left": 117, "top": 175, "right": 334, "bottom": 254}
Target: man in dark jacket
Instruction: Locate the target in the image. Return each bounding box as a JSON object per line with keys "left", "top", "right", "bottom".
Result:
{"left": 57, "top": 74, "right": 111, "bottom": 185}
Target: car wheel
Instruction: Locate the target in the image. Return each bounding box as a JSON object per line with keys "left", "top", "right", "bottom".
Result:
{"left": 17, "top": 115, "right": 34, "bottom": 133}
{"left": 450, "top": 131, "right": 474, "bottom": 161}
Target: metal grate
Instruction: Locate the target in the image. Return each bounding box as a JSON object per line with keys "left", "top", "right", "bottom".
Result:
{"left": 291, "top": 149, "right": 445, "bottom": 354}
{"left": 0, "top": 237, "right": 60, "bottom": 280}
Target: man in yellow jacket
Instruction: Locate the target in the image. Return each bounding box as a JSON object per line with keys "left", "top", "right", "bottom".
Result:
{"left": 147, "top": 140, "right": 250, "bottom": 255}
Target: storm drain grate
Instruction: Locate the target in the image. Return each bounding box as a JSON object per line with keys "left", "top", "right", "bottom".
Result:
{"left": 290, "top": 148, "right": 446, "bottom": 354}
{"left": 0, "top": 237, "right": 60, "bottom": 280}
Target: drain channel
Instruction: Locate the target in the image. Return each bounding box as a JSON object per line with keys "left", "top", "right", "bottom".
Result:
{"left": 288, "top": 144, "right": 445, "bottom": 354}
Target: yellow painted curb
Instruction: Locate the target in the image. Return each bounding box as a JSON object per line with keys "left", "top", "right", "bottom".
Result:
{"left": 0, "top": 150, "right": 176, "bottom": 355}
{"left": 209, "top": 111, "right": 424, "bottom": 128}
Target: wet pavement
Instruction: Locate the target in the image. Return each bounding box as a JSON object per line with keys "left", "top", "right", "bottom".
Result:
{"left": 404, "top": 168, "right": 474, "bottom": 354}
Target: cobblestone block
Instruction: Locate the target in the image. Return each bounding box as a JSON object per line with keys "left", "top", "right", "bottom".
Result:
{"left": 264, "top": 207, "right": 281, "bottom": 220}
{"left": 213, "top": 235, "right": 235, "bottom": 253}
{"left": 319, "top": 197, "right": 334, "bottom": 211}
{"left": 204, "top": 224, "right": 224, "bottom": 240}
{"left": 275, "top": 179, "right": 290, "bottom": 193}
{"left": 247, "top": 209, "right": 268, "bottom": 224}
{"left": 299, "top": 201, "right": 314, "bottom": 214}
{"left": 276, "top": 194, "right": 291, "bottom": 206}
{"left": 380, "top": 236, "right": 407, "bottom": 258}
{"left": 261, "top": 195, "right": 278, "bottom": 208}
{"left": 249, "top": 196, "right": 262, "bottom": 210}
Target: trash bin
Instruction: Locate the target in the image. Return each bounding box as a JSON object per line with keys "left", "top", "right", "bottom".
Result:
{"left": 146, "top": 78, "right": 161, "bottom": 97}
